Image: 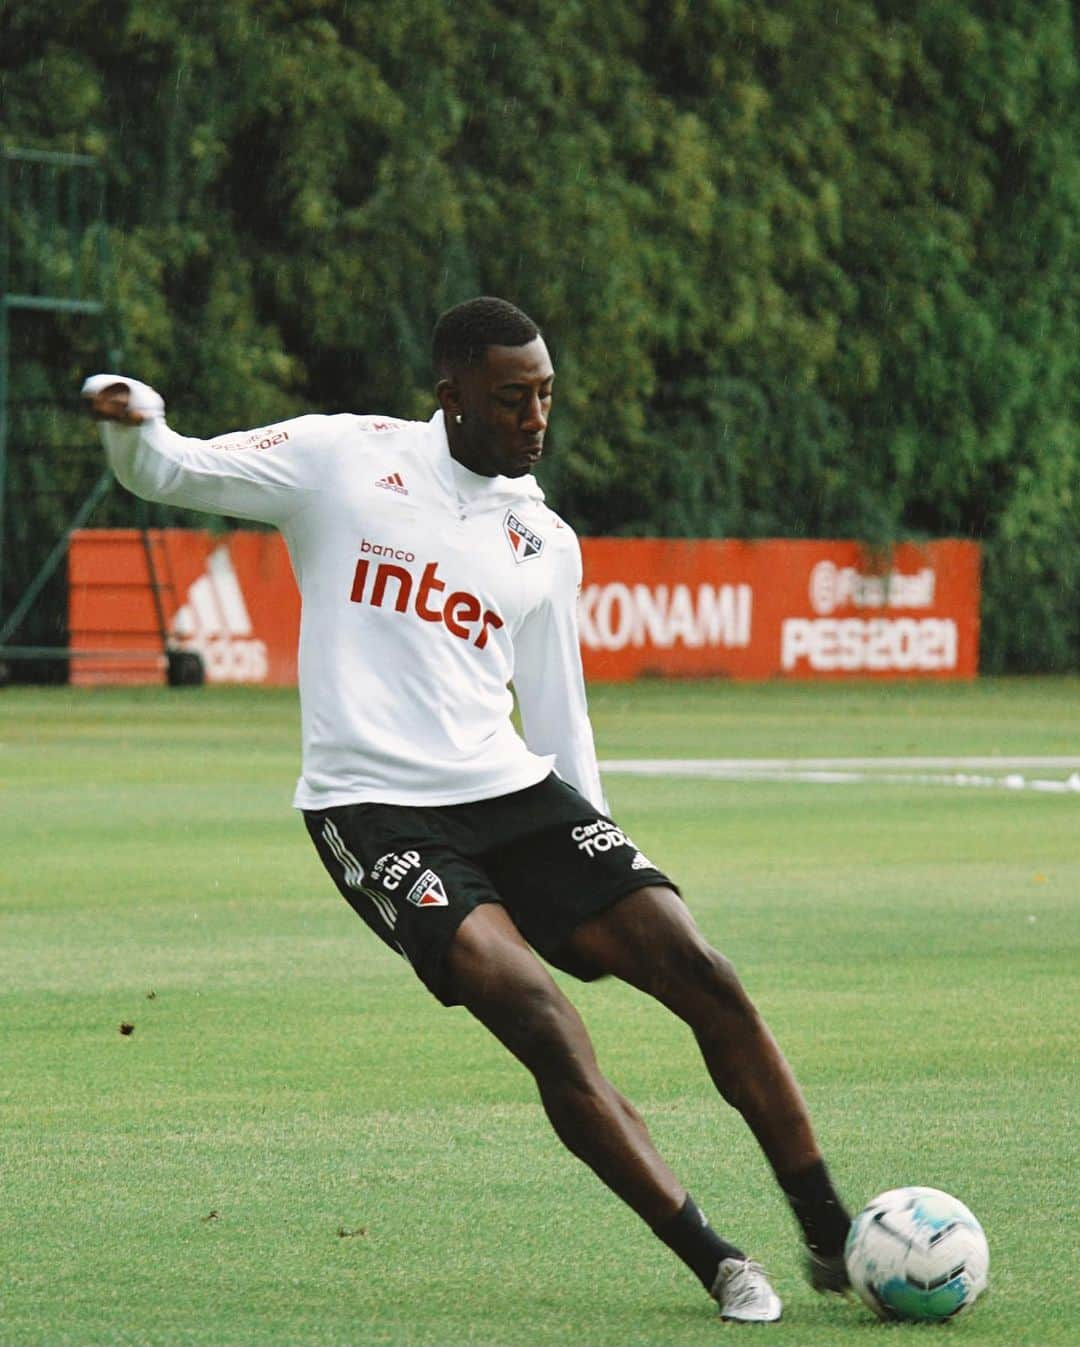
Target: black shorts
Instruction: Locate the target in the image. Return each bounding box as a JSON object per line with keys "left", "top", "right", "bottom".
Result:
{"left": 304, "top": 773, "right": 676, "bottom": 1005}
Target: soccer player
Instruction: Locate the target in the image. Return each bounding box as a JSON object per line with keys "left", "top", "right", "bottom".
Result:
{"left": 84, "top": 296, "right": 850, "bottom": 1323}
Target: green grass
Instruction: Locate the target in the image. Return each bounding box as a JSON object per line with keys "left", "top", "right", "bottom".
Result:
{"left": 1, "top": 678, "right": 1078, "bottom": 1346}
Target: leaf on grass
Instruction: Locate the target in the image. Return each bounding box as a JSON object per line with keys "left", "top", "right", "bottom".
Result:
{"left": 119, "top": 1022, "right": 135, "bottom": 1036}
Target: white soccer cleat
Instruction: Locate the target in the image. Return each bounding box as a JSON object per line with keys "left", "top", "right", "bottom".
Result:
{"left": 711, "top": 1257, "right": 783, "bottom": 1323}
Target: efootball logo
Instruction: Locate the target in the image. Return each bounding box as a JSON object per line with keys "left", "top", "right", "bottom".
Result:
{"left": 504, "top": 510, "right": 544, "bottom": 563}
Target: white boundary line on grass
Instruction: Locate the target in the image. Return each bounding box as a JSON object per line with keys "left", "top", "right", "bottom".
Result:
{"left": 598, "top": 756, "right": 1080, "bottom": 793}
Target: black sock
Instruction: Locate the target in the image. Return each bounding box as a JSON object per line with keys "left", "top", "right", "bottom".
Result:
{"left": 652, "top": 1194, "right": 745, "bottom": 1290}
{"left": 778, "top": 1158, "right": 851, "bottom": 1258}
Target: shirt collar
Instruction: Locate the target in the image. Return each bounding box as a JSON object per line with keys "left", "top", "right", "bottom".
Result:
{"left": 427, "top": 410, "right": 545, "bottom": 506}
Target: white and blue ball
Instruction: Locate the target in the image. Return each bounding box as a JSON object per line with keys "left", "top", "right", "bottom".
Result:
{"left": 844, "top": 1186, "right": 989, "bottom": 1322}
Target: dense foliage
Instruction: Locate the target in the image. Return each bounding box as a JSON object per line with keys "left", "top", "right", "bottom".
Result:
{"left": 2, "top": 0, "right": 1076, "bottom": 670}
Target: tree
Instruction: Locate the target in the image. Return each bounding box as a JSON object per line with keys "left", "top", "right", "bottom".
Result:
{"left": 1, "top": 0, "right": 1075, "bottom": 669}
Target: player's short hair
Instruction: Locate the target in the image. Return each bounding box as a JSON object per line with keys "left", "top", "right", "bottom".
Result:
{"left": 432, "top": 297, "right": 540, "bottom": 375}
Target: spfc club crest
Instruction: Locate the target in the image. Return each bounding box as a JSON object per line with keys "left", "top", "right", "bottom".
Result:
{"left": 504, "top": 510, "right": 545, "bottom": 563}
{"left": 405, "top": 869, "right": 448, "bottom": 907}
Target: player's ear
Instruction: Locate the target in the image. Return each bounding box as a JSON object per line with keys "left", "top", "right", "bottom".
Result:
{"left": 436, "top": 377, "right": 463, "bottom": 423}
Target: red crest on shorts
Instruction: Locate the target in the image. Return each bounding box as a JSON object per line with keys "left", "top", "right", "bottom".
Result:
{"left": 406, "top": 869, "right": 448, "bottom": 907}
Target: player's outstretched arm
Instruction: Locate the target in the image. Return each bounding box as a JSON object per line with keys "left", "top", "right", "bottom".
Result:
{"left": 81, "top": 374, "right": 325, "bottom": 527}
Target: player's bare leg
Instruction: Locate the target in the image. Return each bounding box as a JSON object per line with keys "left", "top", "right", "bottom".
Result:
{"left": 444, "top": 902, "right": 782, "bottom": 1320}
{"left": 566, "top": 886, "right": 817, "bottom": 1171}
{"left": 445, "top": 902, "right": 684, "bottom": 1223}
{"left": 566, "top": 885, "right": 851, "bottom": 1287}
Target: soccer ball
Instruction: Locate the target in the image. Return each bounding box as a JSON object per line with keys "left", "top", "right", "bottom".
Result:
{"left": 844, "top": 1186, "right": 989, "bottom": 1322}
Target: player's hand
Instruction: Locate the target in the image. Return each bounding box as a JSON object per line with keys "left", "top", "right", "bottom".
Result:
{"left": 81, "top": 380, "right": 147, "bottom": 425}
{"left": 81, "top": 374, "right": 165, "bottom": 423}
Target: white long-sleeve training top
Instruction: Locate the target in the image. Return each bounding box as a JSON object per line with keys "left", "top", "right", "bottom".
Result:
{"left": 83, "top": 376, "right": 605, "bottom": 814}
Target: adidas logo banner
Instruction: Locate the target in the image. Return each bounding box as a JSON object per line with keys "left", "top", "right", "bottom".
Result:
{"left": 504, "top": 510, "right": 544, "bottom": 563}
{"left": 171, "top": 544, "right": 268, "bottom": 683}
{"left": 405, "top": 869, "right": 449, "bottom": 907}
{"left": 375, "top": 472, "right": 407, "bottom": 494}
{"left": 68, "top": 528, "right": 301, "bottom": 688}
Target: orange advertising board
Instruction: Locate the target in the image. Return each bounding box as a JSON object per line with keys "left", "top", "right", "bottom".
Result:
{"left": 69, "top": 529, "right": 300, "bottom": 686}
{"left": 577, "top": 538, "right": 980, "bottom": 680}
{"left": 68, "top": 530, "right": 979, "bottom": 686}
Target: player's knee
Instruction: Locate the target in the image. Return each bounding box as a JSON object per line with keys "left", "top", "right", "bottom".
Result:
{"left": 660, "top": 938, "right": 755, "bottom": 1020}
{"left": 506, "top": 981, "right": 591, "bottom": 1081}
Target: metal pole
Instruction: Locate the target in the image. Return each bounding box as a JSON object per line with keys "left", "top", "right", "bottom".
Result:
{"left": 138, "top": 504, "right": 170, "bottom": 652}
{"left": 0, "top": 150, "right": 114, "bottom": 662}
{"left": 0, "top": 151, "right": 9, "bottom": 620}
{"left": 0, "top": 467, "right": 113, "bottom": 646}
{"left": 0, "top": 298, "right": 8, "bottom": 623}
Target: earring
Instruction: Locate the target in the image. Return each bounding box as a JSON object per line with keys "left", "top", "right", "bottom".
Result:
{"left": 455, "top": 413, "right": 463, "bottom": 424}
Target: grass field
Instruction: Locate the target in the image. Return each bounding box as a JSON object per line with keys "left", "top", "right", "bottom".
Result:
{"left": 2, "top": 677, "right": 1078, "bottom": 1347}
